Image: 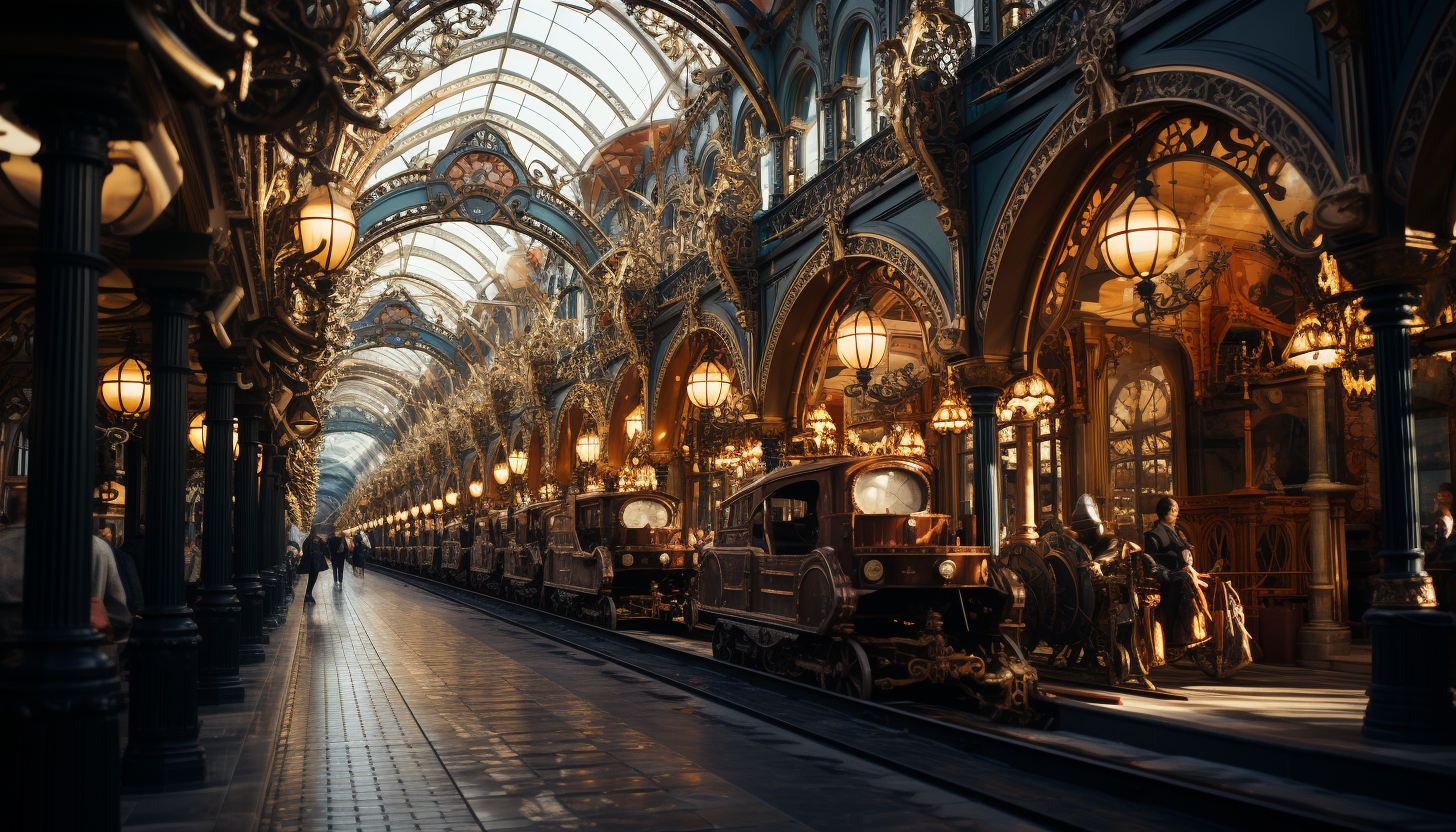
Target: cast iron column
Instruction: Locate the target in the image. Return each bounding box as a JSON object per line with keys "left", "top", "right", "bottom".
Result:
{"left": 122, "top": 286, "right": 205, "bottom": 788}
{"left": 234, "top": 401, "right": 266, "bottom": 662}
{"left": 1009, "top": 419, "right": 1038, "bottom": 542}
{"left": 0, "top": 108, "right": 123, "bottom": 832}
{"left": 968, "top": 387, "right": 1002, "bottom": 556}
{"left": 259, "top": 436, "right": 283, "bottom": 625}
{"left": 1296, "top": 366, "right": 1353, "bottom": 665}
{"left": 195, "top": 354, "right": 244, "bottom": 704}
{"left": 1361, "top": 286, "right": 1455, "bottom": 742}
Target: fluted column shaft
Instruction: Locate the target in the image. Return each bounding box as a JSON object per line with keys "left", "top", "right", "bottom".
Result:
{"left": 968, "top": 388, "right": 1002, "bottom": 556}
{"left": 0, "top": 108, "right": 122, "bottom": 832}
{"left": 259, "top": 438, "right": 283, "bottom": 624}
{"left": 1360, "top": 286, "right": 1454, "bottom": 742}
{"left": 123, "top": 289, "right": 205, "bottom": 787}
{"left": 195, "top": 355, "right": 244, "bottom": 704}
{"left": 234, "top": 404, "right": 265, "bottom": 662}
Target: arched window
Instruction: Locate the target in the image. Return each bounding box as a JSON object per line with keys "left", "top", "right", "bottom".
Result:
{"left": 9, "top": 421, "right": 28, "bottom": 477}
{"left": 787, "top": 70, "right": 820, "bottom": 193}
{"left": 846, "top": 23, "right": 877, "bottom": 145}
{"left": 1108, "top": 362, "right": 1173, "bottom": 534}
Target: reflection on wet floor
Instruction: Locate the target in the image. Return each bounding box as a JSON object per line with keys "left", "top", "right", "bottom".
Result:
{"left": 259, "top": 576, "right": 1050, "bottom": 832}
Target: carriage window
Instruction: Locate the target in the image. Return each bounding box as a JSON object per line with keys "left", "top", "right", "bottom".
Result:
{"left": 853, "top": 468, "right": 928, "bottom": 515}
{"left": 767, "top": 481, "right": 819, "bottom": 555}
{"left": 621, "top": 499, "right": 670, "bottom": 529}
{"left": 577, "top": 503, "right": 601, "bottom": 528}
{"left": 769, "top": 497, "right": 808, "bottom": 521}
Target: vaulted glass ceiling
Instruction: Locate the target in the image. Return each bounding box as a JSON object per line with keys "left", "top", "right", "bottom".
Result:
{"left": 319, "top": 1, "right": 685, "bottom": 522}
{"left": 358, "top": 0, "right": 683, "bottom": 195}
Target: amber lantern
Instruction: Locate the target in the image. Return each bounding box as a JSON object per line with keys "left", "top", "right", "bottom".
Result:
{"left": 835, "top": 295, "right": 888, "bottom": 383}
{"left": 431, "top": 497, "right": 444, "bottom": 512}
{"left": 294, "top": 181, "right": 357, "bottom": 273}
{"left": 624, "top": 403, "right": 644, "bottom": 441}
{"left": 998, "top": 372, "right": 1057, "bottom": 421}
{"left": 288, "top": 395, "right": 321, "bottom": 439}
{"left": 98, "top": 356, "right": 151, "bottom": 418}
{"left": 188, "top": 411, "right": 238, "bottom": 457}
{"left": 410, "top": 504, "right": 420, "bottom": 517}
{"left": 444, "top": 489, "right": 458, "bottom": 506}
{"left": 1098, "top": 168, "right": 1184, "bottom": 278}
{"left": 686, "top": 357, "right": 732, "bottom": 409}
{"left": 930, "top": 387, "right": 970, "bottom": 434}
{"left": 1284, "top": 308, "right": 1344, "bottom": 370}
{"left": 576, "top": 423, "right": 602, "bottom": 464}
{"left": 508, "top": 448, "right": 528, "bottom": 477}
{"left": 492, "top": 460, "right": 509, "bottom": 486}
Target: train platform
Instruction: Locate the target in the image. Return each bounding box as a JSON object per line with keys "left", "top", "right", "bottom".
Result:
{"left": 117, "top": 571, "right": 1456, "bottom": 832}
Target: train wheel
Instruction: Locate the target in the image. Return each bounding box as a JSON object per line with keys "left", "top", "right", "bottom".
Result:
{"left": 828, "top": 640, "right": 873, "bottom": 700}
{"left": 599, "top": 596, "right": 618, "bottom": 630}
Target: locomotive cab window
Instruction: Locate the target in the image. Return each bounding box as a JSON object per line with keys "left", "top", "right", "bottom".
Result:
{"left": 767, "top": 481, "right": 819, "bottom": 555}
{"left": 853, "top": 468, "right": 928, "bottom": 515}
{"left": 621, "top": 498, "right": 671, "bottom": 529}
{"left": 577, "top": 502, "right": 602, "bottom": 549}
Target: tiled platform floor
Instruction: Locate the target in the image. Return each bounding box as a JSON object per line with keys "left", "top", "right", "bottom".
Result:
{"left": 259, "top": 573, "right": 1050, "bottom": 832}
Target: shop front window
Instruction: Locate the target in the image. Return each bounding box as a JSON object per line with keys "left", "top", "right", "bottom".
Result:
{"left": 1109, "top": 364, "right": 1173, "bottom": 535}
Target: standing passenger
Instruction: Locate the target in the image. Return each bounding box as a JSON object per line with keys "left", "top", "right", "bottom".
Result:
{"left": 301, "top": 533, "right": 328, "bottom": 603}
{"left": 328, "top": 530, "right": 348, "bottom": 586}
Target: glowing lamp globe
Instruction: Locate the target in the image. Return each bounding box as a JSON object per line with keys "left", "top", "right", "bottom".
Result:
{"left": 930, "top": 392, "right": 970, "bottom": 434}
{"left": 410, "top": 505, "right": 420, "bottom": 518}
{"left": 294, "top": 181, "right": 357, "bottom": 273}
{"left": 432, "top": 497, "right": 444, "bottom": 511}
{"left": 508, "top": 448, "right": 528, "bottom": 477}
{"left": 998, "top": 372, "right": 1057, "bottom": 421}
{"left": 492, "top": 461, "right": 509, "bottom": 485}
{"left": 1098, "top": 174, "right": 1184, "bottom": 278}
{"left": 188, "top": 411, "right": 238, "bottom": 457}
{"left": 835, "top": 304, "right": 888, "bottom": 373}
{"left": 288, "top": 395, "right": 321, "bottom": 439}
{"left": 624, "top": 404, "right": 644, "bottom": 441}
{"left": 99, "top": 357, "right": 151, "bottom": 417}
{"left": 472, "top": 477, "right": 487, "bottom": 497}
{"left": 576, "top": 426, "right": 602, "bottom": 464}
{"left": 445, "top": 490, "right": 458, "bottom": 506}
{"left": 686, "top": 359, "right": 732, "bottom": 409}
{"left": 1285, "top": 309, "right": 1343, "bottom": 370}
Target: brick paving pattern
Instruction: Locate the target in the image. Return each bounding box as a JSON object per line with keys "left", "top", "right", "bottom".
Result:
{"left": 260, "top": 574, "right": 1047, "bottom": 832}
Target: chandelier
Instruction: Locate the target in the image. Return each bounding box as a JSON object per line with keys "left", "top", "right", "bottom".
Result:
{"left": 930, "top": 376, "right": 970, "bottom": 434}
{"left": 576, "top": 423, "right": 602, "bottom": 463}
{"left": 509, "top": 447, "right": 528, "bottom": 476}
{"left": 998, "top": 372, "right": 1056, "bottom": 421}
{"left": 1284, "top": 307, "right": 1343, "bottom": 370}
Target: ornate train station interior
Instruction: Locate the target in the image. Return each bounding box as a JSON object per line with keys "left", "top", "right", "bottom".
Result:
{"left": 1, "top": 0, "right": 1455, "bottom": 829}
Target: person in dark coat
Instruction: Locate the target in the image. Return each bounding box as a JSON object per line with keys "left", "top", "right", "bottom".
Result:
{"left": 1142, "top": 497, "right": 1211, "bottom": 647}
{"left": 302, "top": 533, "right": 328, "bottom": 603}
{"left": 328, "top": 531, "right": 348, "bottom": 586}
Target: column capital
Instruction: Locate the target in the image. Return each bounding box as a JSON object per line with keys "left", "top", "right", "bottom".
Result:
{"left": 1333, "top": 235, "right": 1452, "bottom": 290}
{"left": 197, "top": 348, "right": 247, "bottom": 375}
{"left": 957, "top": 359, "right": 1014, "bottom": 391}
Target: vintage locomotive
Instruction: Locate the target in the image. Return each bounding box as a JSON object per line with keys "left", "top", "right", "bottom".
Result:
{"left": 541, "top": 491, "right": 695, "bottom": 629}
{"left": 698, "top": 456, "right": 1037, "bottom": 720}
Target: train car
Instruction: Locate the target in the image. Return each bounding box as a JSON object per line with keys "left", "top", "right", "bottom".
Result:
{"left": 440, "top": 515, "right": 464, "bottom": 583}
{"left": 467, "top": 510, "right": 508, "bottom": 592}
{"left": 541, "top": 491, "right": 695, "bottom": 629}
{"left": 500, "top": 500, "right": 561, "bottom": 604}
{"left": 698, "top": 456, "right": 1037, "bottom": 721}
{"left": 424, "top": 516, "right": 443, "bottom": 578}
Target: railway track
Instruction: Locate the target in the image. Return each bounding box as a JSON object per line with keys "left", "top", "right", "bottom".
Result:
{"left": 374, "top": 566, "right": 1442, "bottom": 832}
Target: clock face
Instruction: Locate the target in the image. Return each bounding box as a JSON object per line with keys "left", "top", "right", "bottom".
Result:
{"left": 853, "top": 468, "right": 927, "bottom": 515}
{"left": 444, "top": 152, "right": 518, "bottom": 192}
{"left": 621, "top": 499, "right": 671, "bottom": 529}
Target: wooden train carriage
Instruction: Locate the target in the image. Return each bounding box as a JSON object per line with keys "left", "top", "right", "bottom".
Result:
{"left": 468, "top": 510, "right": 508, "bottom": 591}
{"left": 440, "top": 515, "right": 464, "bottom": 579}
{"left": 699, "top": 456, "right": 1036, "bottom": 720}
{"left": 542, "top": 491, "right": 695, "bottom": 629}
{"left": 423, "top": 517, "right": 443, "bottom": 577}
{"left": 500, "top": 500, "right": 561, "bottom": 603}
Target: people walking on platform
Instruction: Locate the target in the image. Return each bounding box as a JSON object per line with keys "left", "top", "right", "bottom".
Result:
{"left": 353, "top": 530, "right": 369, "bottom": 578}
{"left": 302, "top": 533, "right": 328, "bottom": 604}
{"left": 328, "top": 530, "right": 348, "bottom": 586}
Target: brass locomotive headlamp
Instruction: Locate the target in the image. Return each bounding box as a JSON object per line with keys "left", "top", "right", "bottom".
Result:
{"left": 937, "top": 559, "right": 957, "bottom": 580}
{"left": 659, "top": 552, "right": 671, "bottom": 566}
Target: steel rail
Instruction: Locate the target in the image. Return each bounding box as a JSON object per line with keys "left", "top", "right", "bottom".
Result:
{"left": 371, "top": 565, "right": 1398, "bottom": 832}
